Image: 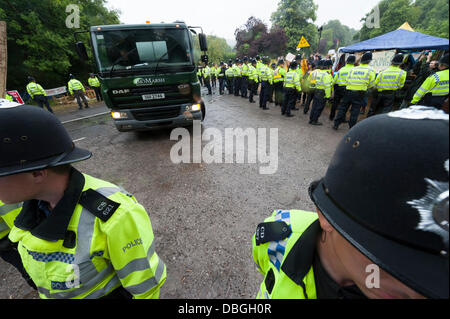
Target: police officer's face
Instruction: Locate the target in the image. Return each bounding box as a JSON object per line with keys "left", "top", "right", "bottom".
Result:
{"left": 317, "top": 210, "right": 426, "bottom": 299}
{"left": 0, "top": 171, "right": 45, "bottom": 204}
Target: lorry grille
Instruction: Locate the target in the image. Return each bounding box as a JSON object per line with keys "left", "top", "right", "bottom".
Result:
{"left": 108, "top": 84, "right": 191, "bottom": 108}
{"left": 131, "top": 106, "right": 180, "bottom": 121}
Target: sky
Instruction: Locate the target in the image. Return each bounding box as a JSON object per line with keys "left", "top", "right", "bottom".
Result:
{"left": 106, "top": 0, "right": 381, "bottom": 45}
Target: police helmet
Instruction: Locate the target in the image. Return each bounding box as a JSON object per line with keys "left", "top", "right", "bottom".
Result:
{"left": 392, "top": 54, "right": 404, "bottom": 65}
{"left": 0, "top": 105, "right": 92, "bottom": 177}
{"left": 278, "top": 59, "right": 285, "bottom": 66}
{"left": 27, "top": 76, "right": 35, "bottom": 82}
{"left": 361, "top": 52, "right": 373, "bottom": 63}
{"left": 295, "top": 54, "right": 302, "bottom": 61}
{"left": 346, "top": 55, "right": 356, "bottom": 65}
{"left": 309, "top": 106, "right": 449, "bottom": 299}
{"left": 256, "top": 55, "right": 261, "bottom": 61}
{"left": 243, "top": 56, "right": 248, "bottom": 62}
{"left": 290, "top": 61, "right": 298, "bottom": 69}
{"left": 69, "top": 74, "right": 75, "bottom": 79}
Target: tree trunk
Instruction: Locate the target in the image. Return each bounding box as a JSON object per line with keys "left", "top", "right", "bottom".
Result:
{"left": 0, "top": 21, "right": 7, "bottom": 98}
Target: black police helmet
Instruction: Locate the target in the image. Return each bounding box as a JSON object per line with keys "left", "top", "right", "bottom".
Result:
{"left": 27, "top": 76, "right": 35, "bottom": 82}
{"left": 392, "top": 54, "right": 404, "bottom": 65}
{"left": 346, "top": 55, "right": 356, "bottom": 64}
{"left": 290, "top": 61, "right": 298, "bottom": 69}
{"left": 295, "top": 54, "right": 302, "bottom": 61}
{"left": 439, "top": 53, "right": 449, "bottom": 67}
{"left": 278, "top": 59, "right": 285, "bottom": 65}
{"left": 361, "top": 51, "right": 373, "bottom": 63}
{"left": 0, "top": 105, "right": 92, "bottom": 177}
{"left": 309, "top": 106, "right": 449, "bottom": 299}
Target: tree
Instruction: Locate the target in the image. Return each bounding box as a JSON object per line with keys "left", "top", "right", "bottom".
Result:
{"left": 271, "top": 0, "right": 319, "bottom": 53}
{"left": 0, "top": 0, "right": 120, "bottom": 92}
{"left": 193, "top": 34, "right": 234, "bottom": 65}
{"left": 318, "top": 20, "right": 357, "bottom": 54}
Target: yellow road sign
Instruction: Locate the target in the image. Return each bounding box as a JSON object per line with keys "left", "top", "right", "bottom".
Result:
{"left": 297, "top": 36, "right": 310, "bottom": 49}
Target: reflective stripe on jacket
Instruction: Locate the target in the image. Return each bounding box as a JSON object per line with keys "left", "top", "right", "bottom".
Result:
{"left": 412, "top": 69, "right": 449, "bottom": 104}
{"left": 68, "top": 79, "right": 85, "bottom": 95}
{"left": 27, "top": 82, "right": 46, "bottom": 98}
{"left": 284, "top": 70, "right": 301, "bottom": 91}
{"left": 0, "top": 201, "right": 22, "bottom": 240}
{"left": 375, "top": 65, "right": 407, "bottom": 92}
{"left": 345, "top": 64, "right": 377, "bottom": 91}
{"left": 88, "top": 77, "right": 101, "bottom": 87}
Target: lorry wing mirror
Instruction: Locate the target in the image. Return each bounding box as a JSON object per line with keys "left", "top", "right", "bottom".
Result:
{"left": 201, "top": 54, "right": 209, "bottom": 64}
{"left": 199, "top": 33, "right": 208, "bottom": 52}
{"left": 75, "top": 42, "right": 89, "bottom": 61}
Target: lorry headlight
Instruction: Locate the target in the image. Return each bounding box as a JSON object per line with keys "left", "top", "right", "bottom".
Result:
{"left": 190, "top": 103, "right": 201, "bottom": 112}
{"left": 111, "top": 111, "right": 128, "bottom": 119}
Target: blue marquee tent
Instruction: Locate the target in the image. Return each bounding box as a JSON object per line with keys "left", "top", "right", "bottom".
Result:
{"left": 341, "top": 29, "right": 449, "bottom": 53}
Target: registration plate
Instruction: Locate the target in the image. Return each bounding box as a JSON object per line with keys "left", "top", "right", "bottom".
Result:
{"left": 142, "top": 93, "right": 165, "bottom": 100}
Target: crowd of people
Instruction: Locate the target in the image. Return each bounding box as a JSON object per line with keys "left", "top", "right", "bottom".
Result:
{"left": 198, "top": 50, "right": 449, "bottom": 128}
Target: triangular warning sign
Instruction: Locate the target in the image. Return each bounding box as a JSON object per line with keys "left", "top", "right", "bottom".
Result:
{"left": 297, "top": 36, "right": 310, "bottom": 49}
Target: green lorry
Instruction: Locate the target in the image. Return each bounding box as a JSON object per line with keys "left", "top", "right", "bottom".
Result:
{"left": 75, "top": 22, "right": 208, "bottom": 132}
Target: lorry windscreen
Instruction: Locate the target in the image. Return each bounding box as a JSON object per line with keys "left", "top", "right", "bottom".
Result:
{"left": 93, "top": 28, "right": 193, "bottom": 74}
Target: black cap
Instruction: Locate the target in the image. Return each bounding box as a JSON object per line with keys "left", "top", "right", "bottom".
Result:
{"left": 392, "top": 54, "right": 404, "bottom": 65}
{"left": 439, "top": 54, "right": 449, "bottom": 67}
{"left": 0, "top": 105, "right": 92, "bottom": 177}
{"left": 361, "top": 52, "right": 373, "bottom": 63}
{"left": 309, "top": 106, "right": 449, "bottom": 299}
{"left": 346, "top": 55, "right": 356, "bottom": 64}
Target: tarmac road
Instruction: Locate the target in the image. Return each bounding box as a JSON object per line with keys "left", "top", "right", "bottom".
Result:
{"left": 0, "top": 89, "right": 348, "bottom": 299}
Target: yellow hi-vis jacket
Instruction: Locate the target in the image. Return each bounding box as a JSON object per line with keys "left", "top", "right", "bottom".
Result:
{"left": 68, "top": 79, "right": 85, "bottom": 95}
{"left": 345, "top": 64, "right": 377, "bottom": 91}
{"left": 26, "top": 82, "right": 47, "bottom": 99}
{"left": 315, "top": 70, "right": 333, "bottom": 99}
{"left": 88, "top": 77, "right": 101, "bottom": 87}
{"left": 333, "top": 64, "right": 354, "bottom": 87}
{"left": 9, "top": 169, "right": 166, "bottom": 299}
{"left": 0, "top": 201, "right": 22, "bottom": 240}
{"left": 284, "top": 70, "right": 301, "bottom": 92}
{"left": 374, "top": 65, "right": 407, "bottom": 92}
{"left": 412, "top": 69, "right": 449, "bottom": 104}
{"left": 253, "top": 210, "right": 319, "bottom": 299}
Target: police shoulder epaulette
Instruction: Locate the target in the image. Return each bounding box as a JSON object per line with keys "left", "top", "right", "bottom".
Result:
{"left": 79, "top": 189, "right": 121, "bottom": 222}
{"left": 255, "top": 221, "right": 292, "bottom": 246}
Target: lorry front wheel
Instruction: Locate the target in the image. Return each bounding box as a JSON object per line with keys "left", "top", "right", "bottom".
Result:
{"left": 201, "top": 102, "right": 206, "bottom": 121}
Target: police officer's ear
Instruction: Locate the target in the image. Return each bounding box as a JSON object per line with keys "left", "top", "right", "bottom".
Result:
{"left": 316, "top": 208, "right": 334, "bottom": 234}
{"left": 30, "top": 169, "right": 49, "bottom": 184}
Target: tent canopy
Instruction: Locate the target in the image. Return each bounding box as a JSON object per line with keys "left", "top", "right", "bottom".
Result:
{"left": 341, "top": 29, "right": 449, "bottom": 53}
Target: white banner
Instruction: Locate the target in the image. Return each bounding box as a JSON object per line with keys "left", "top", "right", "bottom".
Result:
{"left": 369, "top": 50, "right": 396, "bottom": 73}
{"left": 45, "top": 86, "right": 67, "bottom": 97}
{"left": 285, "top": 53, "right": 296, "bottom": 63}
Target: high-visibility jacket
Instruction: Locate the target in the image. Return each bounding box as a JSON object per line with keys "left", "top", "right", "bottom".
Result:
{"left": 268, "top": 68, "right": 275, "bottom": 84}
{"left": 210, "top": 67, "right": 217, "bottom": 77}
{"left": 345, "top": 64, "right": 377, "bottom": 91}
{"left": 295, "top": 68, "right": 304, "bottom": 81}
{"left": 88, "top": 77, "right": 101, "bottom": 88}
{"left": 253, "top": 210, "right": 319, "bottom": 299}
{"left": 5, "top": 93, "right": 13, "bottom": 102}
{"left": 217, "top": 67, "right": 226, "bottom": 78}
{"left": 9, "top": 169, "right": 166, "bottom": 299}
{"left": 284, "top": 70, "right": 301, "bottom": 92}
{"left": 225, "top": 68, "right": 234, "bottom": 79}
{"left": 258, "top": 65, "right": 273, "bottom": 85}
{"left": 241, "top": 63, "right": 249, "bottom": 77}
{"left": 248, "top": 65, "right": 259, "bottom": 83}
{"left": 26, "top": 82, "right": 47, "bottom": 98}
{"left": 411, "top": 69, "right": 449, "bottom": 104}
{"left": 374, "top": 65, "right": 407, "bottom": 92}
{"left": 197, "top": 68, "right": 202, "bottom": 78}
{"left": 256, "top": 61, "right": 264, "bottom": 81}
{"left": 202, "top": 66, "right": 211, "bottom": 79}
{"left": 333, "top": 64, "right": 354, "bottom": 87}
{"left": 233, "top": 64, "right": 241, "bottom": 77}
{"left": 0, "top": 201, "right": 22, "bottom": 240}
{"left": 315, "top": 70, "right": 333, "bottom": 99}
{"left": 68, "top": 79, "right": 85, "bottom": 95}
{"left": 274, "top": 67, "right": 286, "bottom": 84}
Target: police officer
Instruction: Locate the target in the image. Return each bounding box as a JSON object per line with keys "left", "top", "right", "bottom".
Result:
{"left": 295, "top": 54, "right": 304, "bottom": 104}
{"left": 274, "top": 60, "right": 286, "bottom": 107}
{"left": 268, "top": 63, "right": 276, "bottom": 104}
{"left": 225, "top": 60, "right": 235, "bottom": 95}
{"left": 333, "top": 52, "right": 377, "bottom": 130}
{"left": 0, "top": 105, "right": 167, "bottom": 299}
{"left": 330, "top": 55, "right": 355, "bottom": 121}
{"left": 241, "top": 57, "right": 250, "bottom": 98}
{"left": 234, "top": 59, "right": 242, "bottom": 97}
{"left": 210, "top": 63, "right": 217, "bottom": 89}
{"left": 68, "top": 74, "right": 89, "bottom": 110}
{"left": 255, "top": 56, "right": 264, "bottom": 96}
{"left": 217, "top": 62, "right": 226, "bottom": 95}
{"left": 304, "top": 64, "right": 320, "bottom": 115}
{"left": 253, "top": 106, "right": 449, "bottom": 299}
{"left": 26, "top": 77, "right": 54, "bottom": 113}
{"left": 309, "top": 60, "right": 333, "bottom": 126}
{"left": 248, "top": 59, "right": 259, "bottom": 103}
{"left": 259, "top": 57, "right": 272, "bottom": 110}
{"left": 202, "top": 63, "right": 212, "bottom": 95}
{"left": 411, "top": 54, "right": 449, "bottom": 109}
{"left": 282, "top": 61, "right": 301, "bottom": 117}
{"left": 88, "top": 73, "right": 103, "bottom": 102}
{"left": 197, "top": 63, "right": 204, "bottom": 86}
{"left": 368, "top": 54, "right": 407, "bottom": 117}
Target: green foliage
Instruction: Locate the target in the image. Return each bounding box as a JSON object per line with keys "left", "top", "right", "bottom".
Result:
{"left": 355, "top": 0, "right": 449, "bottom": 42}
{"left": 0, "top": 0, "right": 120, "bottom": 92}
{"left": 192, "top": 34, "right": 235, "bottom": 65}
{"left": 271, "top": 0, "right": 319, "bottom": 53}
{"left": 319, "top": 20, "right": 357, "bottom": 54}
